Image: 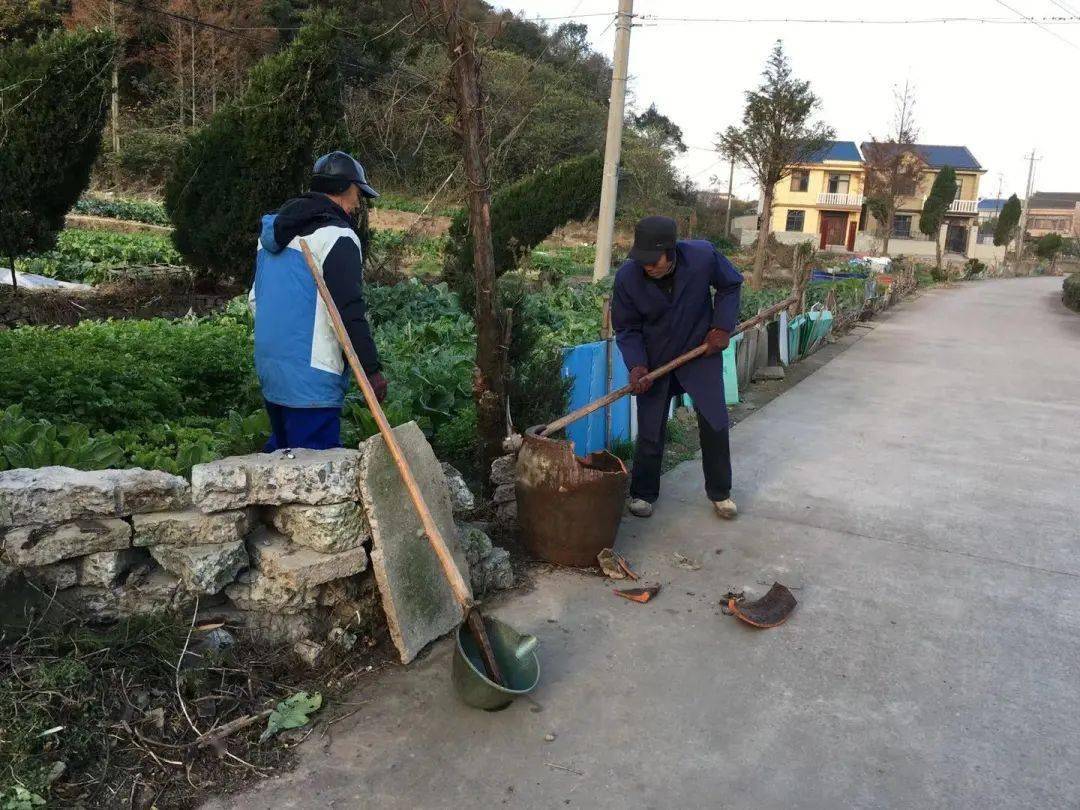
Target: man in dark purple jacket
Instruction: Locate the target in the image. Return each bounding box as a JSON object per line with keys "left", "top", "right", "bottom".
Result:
{"left": 611, "top": 216, "right": 743, "bottom": 519}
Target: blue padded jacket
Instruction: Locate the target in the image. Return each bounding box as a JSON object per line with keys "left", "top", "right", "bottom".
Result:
{"left": 251, "top": 193, "right": 380, "bottom": 409}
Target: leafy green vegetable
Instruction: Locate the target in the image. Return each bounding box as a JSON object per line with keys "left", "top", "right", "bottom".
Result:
{"left": 1, "top": 785, "right": 46, "bottom": 810}
{"left": 260, "top": 691, "right": 322, "bottom": 742}
{"left": 0, "top": 316, "right": 257, "bottom": 430}
{"left": 72, "top": 196, "right": 170, "bottom": 225}
{"left": 15, "top": 228, "right": 182, "bottom": 284}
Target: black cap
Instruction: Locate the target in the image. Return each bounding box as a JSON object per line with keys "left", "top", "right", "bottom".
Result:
{"left": 311, "top": 151, "right": 379, "bottom": 199}
{"left": 629, "top": 215, "right": 677, "bottom": 264}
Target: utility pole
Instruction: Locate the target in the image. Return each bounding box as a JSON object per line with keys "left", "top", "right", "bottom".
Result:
{"left": 1016, "top": 150, "right": 1040, "bottom": 270}
{"left": 724, "top": 154, "right": 735, "bottom": 238}
{"left": 592, "top": 0, "right": 634, "bottom": 281}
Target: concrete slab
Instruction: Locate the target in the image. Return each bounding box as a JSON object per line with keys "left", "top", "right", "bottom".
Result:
{"left": 359, "top": 421, "right": 470, "bottom": 664}
{"left": 208, "top": 278, "right": 1080, "bottom": 809}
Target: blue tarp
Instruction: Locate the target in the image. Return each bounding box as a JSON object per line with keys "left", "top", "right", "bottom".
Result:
{"left": 560, "top": 339, "right": 739, "bottom": 456}
{"left": 560, "top": 340, "right": 632, "bottom": 456}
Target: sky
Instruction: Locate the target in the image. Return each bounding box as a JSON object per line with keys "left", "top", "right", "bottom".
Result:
{"left": 494, "top": 0, "right": 1080, "bottom": 203}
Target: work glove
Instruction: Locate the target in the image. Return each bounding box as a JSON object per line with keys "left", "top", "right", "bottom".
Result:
{"left": 629, "top": 366, "right": 652, "bottom": 395}
{"left": 704, "top": 328, "right": 731, "bottom": 356}
{"left": 369, "top": 371, "right": 388, "bottom": 403}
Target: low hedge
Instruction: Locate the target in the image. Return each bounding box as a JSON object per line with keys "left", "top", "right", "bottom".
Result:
{"left": 1064, "top": 274, "right": 1080, "bottom": 313}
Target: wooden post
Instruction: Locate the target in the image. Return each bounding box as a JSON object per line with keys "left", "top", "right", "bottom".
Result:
{"left": 432, "top": 0, "right": 507, "bottom": 472}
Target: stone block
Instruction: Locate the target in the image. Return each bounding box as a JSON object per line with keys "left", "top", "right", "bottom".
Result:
{"left": 359, "top": 421, "right": 469, "bottom": 664}
{"left": 477, "top": 547, "right": 514, "bottom": 593}
{"left": 133, "top": 509, "right": 251, "bottom": 548}
{"left": 224, "top": 569, "right": 318, "bottom": 614}
{"left": 495, "top": 499, "right": 518, "bottom": 529}
{"left": 458, "top": 523, "right": 493, "bottom": 567}
{"left": 56, "top": 565, "right": 195, "bottom": 618}
{"left": 0, "top": 466, "right": 189, "bottom": 529}
{"left": 203, "top": 605, "right": 325, "bottom": 644}
{"left": 150, "top": 540, "right": 248, "bottom": 595}
{"left": 440, "top": 463, "right": 475, "bottom": 514}
{"left": 489, "top": 454, "right": 516, "bottom": 486}
{"left": 2, "top": 518, "right": 132, "bottom": 568}
{"left": 492, "top": 483, "right": 516, "bottom": 505}
{"left": 190, "top": 449, "right": 361, "bottom": 512}
{"left": 457, "top": 524, "right": 514, "bottom": 595}
{"left": 267, "top": 502, "right": 366, "bottom": 554}
{"left": 247, "top": 526, "right": 367, "bottom": 588}
{"left": 78, "top": 548, "right": 150, "bottom": 588}
{"left": 293, "top": 639, "right": 324, "bottom": 666}
{"left": 25, "top": 561, "right": 78, "bottom": 590}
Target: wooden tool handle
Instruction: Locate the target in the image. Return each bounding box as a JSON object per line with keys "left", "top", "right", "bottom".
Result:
{"left": 299, "top": 240, "right": 474, "bottom": 610}
{"left": 540, "top": 296, "right": 796, "bottom": 438}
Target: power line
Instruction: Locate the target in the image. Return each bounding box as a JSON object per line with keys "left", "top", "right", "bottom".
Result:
{"left": 1047, "top": 0, "right": 1080, "bottom": 18}
{"left": 991, "top": 0, "right": 1080, "bottom": 50}
{"left": 638, "top": 13, "right": 1080, "bottom": 25}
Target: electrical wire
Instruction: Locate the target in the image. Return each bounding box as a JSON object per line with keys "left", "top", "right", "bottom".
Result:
{"left": 991, "top": 0, "right": 1080, "bottom": 51}
{"left": 637, "top": 13, "right": 1080, "bottom": 25}
{"left": 1046, "top": 0, "right": 1080, "bottom": 18}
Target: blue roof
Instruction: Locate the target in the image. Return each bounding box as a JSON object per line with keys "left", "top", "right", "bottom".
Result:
{"left": 805, "top": 140, "right": 861, "bottom": 163}
{"left": 859, "top": 142, "right": 983, "bottom": 171}
{"left": 912, "top": 144, "right": 982, "bottom": 170}
{"left": 978, "top": 198, "right": 1007, "bottom": 211}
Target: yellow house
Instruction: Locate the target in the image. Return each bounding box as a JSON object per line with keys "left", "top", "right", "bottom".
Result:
{"left": 770, "top": 140, "right": 865, "bottom": 251}
{"left": 860, "top": 143, "right": 984, "bottom": 256}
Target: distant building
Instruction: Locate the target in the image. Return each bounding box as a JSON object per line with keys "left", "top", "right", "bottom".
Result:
{"left": 1025, "top": 192, "right": 1080, "bottom": 238}
{"left": 752, "top": 140, "right": 997, "bottom": 262}
{"left": 859, "top": 143, "right": 984, "bottom": 258}
{"left": 977, "top": 198, "right": 1008, "bottom": 225}
{"left": 769, "top": 140, "right": 865, "bottom": 251}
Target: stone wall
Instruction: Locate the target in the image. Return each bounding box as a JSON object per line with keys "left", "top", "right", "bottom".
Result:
{"left": 1, "top": 428, "right": 514, "bottom": 662}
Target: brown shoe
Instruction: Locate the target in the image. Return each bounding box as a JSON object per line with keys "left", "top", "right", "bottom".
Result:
{"left": 712, "top": 498, "right": 737, "bottom": 520}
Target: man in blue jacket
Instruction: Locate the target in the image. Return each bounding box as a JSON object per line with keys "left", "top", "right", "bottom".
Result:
{"left": 252, "top": 151, "right": 387, "bottom": 451}
{"left": 612, "top": 215, "right": 743, "bottom": 519}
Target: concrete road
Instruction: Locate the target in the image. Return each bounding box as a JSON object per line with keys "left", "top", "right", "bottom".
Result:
{"left": 213, "top": 277, "right": 1080, "bottom": 810}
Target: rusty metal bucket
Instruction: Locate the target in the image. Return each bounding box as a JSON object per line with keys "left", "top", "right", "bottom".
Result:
{"left": 516, "top": 426, "right": 628, "bottom": 567}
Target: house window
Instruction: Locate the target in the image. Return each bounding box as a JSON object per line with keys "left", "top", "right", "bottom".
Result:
{"left": 953, "top": 177, "right": 964, "bottom": 199}
{"left": 789, "top": 171, "right": 809, "bottom": 192}
{"left": 785, "top": 210, "right": 805, "bottom": 232}
{"left": 892, "top": 215, "right": 912, "bottom": 239}
{"left": 827, "top": 173, "right": 850, "bottom": 194}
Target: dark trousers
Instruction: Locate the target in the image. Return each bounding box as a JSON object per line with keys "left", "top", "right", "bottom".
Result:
{"left": 263, "top": 400, "right": 342, "bottom": 452}
{"left": 630, "top": 404, "right": 732, "bottom": 504}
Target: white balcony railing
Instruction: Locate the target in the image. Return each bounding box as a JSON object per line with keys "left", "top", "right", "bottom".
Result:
{"left": 817, "top": 192, "right": 864, "bottom": 208}
{"left": 948, "top": 198, "right": 978, "bottom": 214}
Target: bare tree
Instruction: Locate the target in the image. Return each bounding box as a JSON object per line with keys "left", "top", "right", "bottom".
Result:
{"left": 414, "top": 0, "right": 507, "bottom": 471}
{"left": 862, "top": 80, "right": 922, "bottom": 256}
{"left": 716, "top": 41, "right": 834, "bottom": 288}
{"left": 150, "top": 0, "right": 272, "bottom": 132}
